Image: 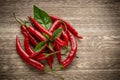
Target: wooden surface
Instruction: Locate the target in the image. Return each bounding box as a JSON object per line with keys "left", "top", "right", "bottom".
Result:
{"left": 0, "top": 0, "right": 120, "bottom": 80}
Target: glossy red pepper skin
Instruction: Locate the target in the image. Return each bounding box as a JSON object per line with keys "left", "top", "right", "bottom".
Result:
{"left": 23, "top": 31, "right": 34, "bottom": 56}
{"left": 34, "top": 53, "right": 48, "bottom": 60}
{"left": 60, "top": 25, "right": 69, "bottom": 46}
{"left": 49, "top": 20, "right": 62, "bottom": 32}
{"left": 54, "top": 44, "right": 62, "bottom": 64}
{"left": 27, "top": 26, "right": 46, "bottom": 41}
{"left": 47, "top": 55, "right": 54, "bottom": 68}
{"left": 49, "top": 15, "right": 83, "bottom": 39}
{"left": 61, "top": 31, "right": 77, "bottom": 68}
{"left": 16, "top": 36, "right": 44, "bottom": 71}
{"left": 61, "top": 31, "right": 69, "bottom": 45}
{"left": 21, "top": 25, "right": 38, "bottom": 46}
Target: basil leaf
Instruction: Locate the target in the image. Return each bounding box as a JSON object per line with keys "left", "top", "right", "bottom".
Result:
{"left": 34, "top": 41, "right": 46, "bottom": 52}
{"left": 48, "top": 42, "right": 54, "bottom": 51}
{"left": 43, "top": 33, "right": 50, "bottom": 40}
{"left": 52, "top": 28, "right": 63, "bottom": 40}
{"left": 34, "top": 5, "right": 52, "bottom": 29}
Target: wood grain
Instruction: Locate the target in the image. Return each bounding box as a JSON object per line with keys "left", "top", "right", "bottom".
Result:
{"left": 0, "top": 0, "right": 120, "bottom": 80}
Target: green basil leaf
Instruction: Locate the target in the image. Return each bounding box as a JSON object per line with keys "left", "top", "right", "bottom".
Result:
{"left": 52, "top": 28, "right": 63, "bottom": 40}
{"left": 48, "top": 42, "right": 54, "bottom": 51}
{"left": 34, "top": 5, "right": 52, "bottom": 29}
{"left": 34, "top": 41, "right": 46, "bottom": 52}
{"left": 43, "top": 33, "right": 50, "bottom": 40}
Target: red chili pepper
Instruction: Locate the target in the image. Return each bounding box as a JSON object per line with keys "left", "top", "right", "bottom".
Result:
{"left": 49, "top": 15, "right": 83, "bottom": 39}
{"left": 34, "top": 53, "right": 49, "bottom": 60}
{"left": 54, "top": 44, "right": 62, "bottom": 64}
{"left": 16, "top": 36, "right": 44, "bottom": 71}
{"left": 47, "top": 55, "right": 54, "bottom": 68}
{"left": 54, "top": 38, "right": 67, "bottom": 47}
{"left": 61, "top": 31, "right": 69, "bottom": 45}
{"left": 26, "top": 26, "right": 46, "bottom": 41}
{"left": 49, "top": 20, "right": 62, "bottom": 32}
{"left": 61, "top": 31, "right": 77, "bottom": 68}
{"left": 60, "top": 25, "right": 69, "bottom": 46}
{"left": 23, "top": 31, "right": 34, "bottom": 56}
{"left": 21, "top": 25, "right": 38, "bottom": 46}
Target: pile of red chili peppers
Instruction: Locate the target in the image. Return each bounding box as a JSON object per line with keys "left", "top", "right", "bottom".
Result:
{"left": 15, "top": 5, "right": 83, "bottom": 71}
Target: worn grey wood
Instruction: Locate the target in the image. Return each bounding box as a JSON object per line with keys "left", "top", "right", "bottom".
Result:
{"left": 0, "top": 0, "right": 120, "bottom": 80}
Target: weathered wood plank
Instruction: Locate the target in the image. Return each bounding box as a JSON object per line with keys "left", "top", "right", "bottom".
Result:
{"left": 0, "top": 70, "right": 120, "bottom": 80}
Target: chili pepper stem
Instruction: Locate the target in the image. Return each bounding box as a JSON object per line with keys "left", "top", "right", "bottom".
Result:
{"left": 50, "top": 51, "right": 60, "bottom": 55}
{"left": 45, "top": 51, "right": 60, "bottom": 57}
{"left": 64, "top": 46, "right": 69, "bottom": 51}
{"left": 13, "top": 13, "right": 31, "bottom": 28}
{"left": 25, "top": 23, "right": 30, "bottom": 28}
{"left": 59, "top": 65, "right": 64, "bottom": 69}
{"left": 13, "top": 13, "right": 24, "bottom": 26}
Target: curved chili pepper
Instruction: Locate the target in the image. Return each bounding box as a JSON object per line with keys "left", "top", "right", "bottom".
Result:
{"left": 21, "top": 25, "right": 38, "bottom": 46}
{"left": 54, "top": 44, "right": 62, "bottom": 64}
{"left": 61, "top": 31, "right": 77, "bottom": 68}
{"left": 54, "top": 38, "right": 67, "bottom": 47}
{"left": 47, "top": 55, "right": 54, "bottom": 68}
{"left": 49, "top": 20, "right": 62, "bottom": 32}
{"left": 34, "top": 53, "right": 49, "bottom": 60}
{"left": 49, "top": 15, "right": 83, "bottom": 39}
{"left": 27, "top": 26, "right": 46, "bottom": 41}
{"left": 29, "top": 17, "right": 67, "bottom": 47}
{"left": 16, "top": 36, "right": 44, "bottom": 71}
{"left": 61, "top": 31, "right": 69, "bottom": 45}
{"left": 60, "top": 25, "right": 69, "bottom": 46}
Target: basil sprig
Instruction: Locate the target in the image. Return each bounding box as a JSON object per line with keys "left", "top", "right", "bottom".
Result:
{"left": 34, "top": 41, "right": 46, "bottom": 52}
{"left": 34, "top": 5, "right": 63, "bottom": 52}
{"left": 34, "top": 5, "right": 52, "bottom": 29}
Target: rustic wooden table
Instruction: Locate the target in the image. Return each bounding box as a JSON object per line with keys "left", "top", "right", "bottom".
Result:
{"left": 0, "top": 0, "right": 120, "bottom": 80}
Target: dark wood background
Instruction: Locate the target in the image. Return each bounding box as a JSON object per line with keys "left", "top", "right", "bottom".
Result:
{"left": 0, "top": 0, "right": 120, "bottom": 80}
